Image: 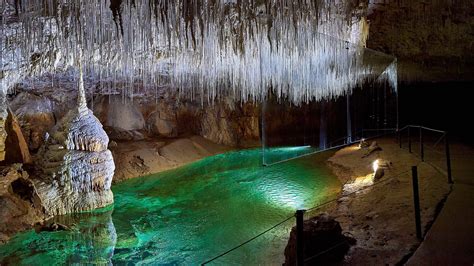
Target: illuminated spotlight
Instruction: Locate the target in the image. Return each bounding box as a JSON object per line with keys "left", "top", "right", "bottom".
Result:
{"left": 358, "top": 138, "right": 367, "bottom": 149}
{"left": 372, "top": 159, "right": 380, "bottom": 173}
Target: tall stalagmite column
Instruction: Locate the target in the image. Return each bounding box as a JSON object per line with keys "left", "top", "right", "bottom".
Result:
{"left": 33, "top": 59, "right": 116, "bottom": 216}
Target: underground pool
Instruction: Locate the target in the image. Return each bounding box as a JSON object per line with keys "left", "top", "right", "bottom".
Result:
{"left": 0, "top": 147, "right": 341, "bottom": 265}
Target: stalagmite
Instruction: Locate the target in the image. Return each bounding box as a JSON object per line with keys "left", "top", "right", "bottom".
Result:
{"left": 33, "top": 59, "right": 115, "bottom": 216}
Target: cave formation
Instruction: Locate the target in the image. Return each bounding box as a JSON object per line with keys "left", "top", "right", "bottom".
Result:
{"left": 0, "top": 0, "right": 473, "bottom": 265}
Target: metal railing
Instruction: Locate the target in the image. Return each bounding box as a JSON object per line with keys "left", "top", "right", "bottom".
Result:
{"left": 263, "top": 127, "right": 398, "bottom": 167}
{"left": 397, "top": 125, "right": 453, "bottom": 184}
{"left": 202, "top": 125, "right": 453, "bottom": 265}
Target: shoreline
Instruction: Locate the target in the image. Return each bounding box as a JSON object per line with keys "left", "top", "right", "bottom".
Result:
{"left": 321, "top": 137, "right": 451, "bottom": 264}
{"left": 110, "top": 135, "right": 234, "bottom": 183}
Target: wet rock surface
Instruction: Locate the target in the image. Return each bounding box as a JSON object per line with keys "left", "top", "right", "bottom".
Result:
{"left": 0, "top": 164, "right": 44, "bottom": 244}
{"left": 284, "top": 213, "right": 355, "bottom": 265}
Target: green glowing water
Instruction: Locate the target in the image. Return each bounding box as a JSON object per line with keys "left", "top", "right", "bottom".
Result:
{"left": 0, "top": 148, "right": 341, "bottom": 265}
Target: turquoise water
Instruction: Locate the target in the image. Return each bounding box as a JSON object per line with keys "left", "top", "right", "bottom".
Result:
{"left": 0, "top": 147, "right": 341, "bottom": 265}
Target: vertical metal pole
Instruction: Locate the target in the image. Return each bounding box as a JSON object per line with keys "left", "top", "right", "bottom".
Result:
{"left": 412, "top": 166, "right": 422, "bottom": 239}
{"left": 398, "top": 130, "right": 402, "bottom": 148}
{"left": 445, "top": 134, "right": 453, "bottom": 184}
{"left": 408, "top": 127, "right": 412, "bottom": 153}
{"left": 420, "top": 128, "right": 424, "bottom": 162}
{"left": 261, "top": 99, "right": 267, "bottom": 166}
{"left": 296, "top": 210, "right": 306, "bottom": 266}
{"left": 346, "top": 94, "right": 352, "bottom": 143}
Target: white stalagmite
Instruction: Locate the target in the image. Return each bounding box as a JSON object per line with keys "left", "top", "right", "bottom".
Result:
{"left": 33, "top": 56, "right": 115, "bottom": 216}
{"left": 77, "top": 49, "right": 88, "bottom": 113}
{"left": 0, "top": 0, "right": 397, "bottom": 104}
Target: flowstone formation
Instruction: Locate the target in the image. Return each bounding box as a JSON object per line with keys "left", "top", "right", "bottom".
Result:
{"left": 33, "top": 65, "right": 115, "bottom": 216}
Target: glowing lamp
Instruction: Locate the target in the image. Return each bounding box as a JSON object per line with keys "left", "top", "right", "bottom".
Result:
{"left": 372, "top": 159, "right": 379, "bottom": 173}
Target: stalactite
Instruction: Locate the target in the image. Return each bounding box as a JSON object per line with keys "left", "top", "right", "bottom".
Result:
{"left": 0, "top": 0, "right": 398, "bottom": 104}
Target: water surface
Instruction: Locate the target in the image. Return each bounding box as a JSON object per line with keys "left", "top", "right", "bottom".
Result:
{"left": 0, "top": 147, "right": 341, "bottom": 265}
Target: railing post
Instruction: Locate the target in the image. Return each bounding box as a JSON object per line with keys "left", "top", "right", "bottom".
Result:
{"left": 420, "top": 127, "right": 424, "bottom": 162}
{"left": 445, "top": 133, "right": 453, "bottom": 184}
{"left": 398, "top": 129, "right": 402, "bottom": 148}
{"left": 411, "top": 166, "right": 422, "bottom": 239}
{"left": 408, "top": 127, "right": 412, "bottom": 153}
{"left": 296, "top": 209, "right": 306, "bottom": 266}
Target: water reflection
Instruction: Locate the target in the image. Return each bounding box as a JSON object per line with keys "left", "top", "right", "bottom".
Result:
{"left": 1, "top": 148, "right": 341, "bottom": 265}
{"left": 0, "top": 208, "right": 116, "bottom": 265}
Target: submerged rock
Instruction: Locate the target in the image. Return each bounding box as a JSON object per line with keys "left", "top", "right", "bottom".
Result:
{"left": 34, "top": 104, "right": 115, "bottom": 216}
{"left": 34, "top": 222, "right": 72, "bottom": 232}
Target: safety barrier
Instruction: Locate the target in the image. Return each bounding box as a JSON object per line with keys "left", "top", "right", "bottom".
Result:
{"left": 202, "top": 125, "right": 452, "bottom": 265}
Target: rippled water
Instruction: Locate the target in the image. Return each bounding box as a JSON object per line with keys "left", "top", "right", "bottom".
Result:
{"left": 0, "top": 148, "right": 341, "bottom": 265}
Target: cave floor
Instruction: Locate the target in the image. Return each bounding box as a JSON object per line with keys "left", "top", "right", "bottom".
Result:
{"left": 408, "top": 143, "right": 474, "bottom": 265}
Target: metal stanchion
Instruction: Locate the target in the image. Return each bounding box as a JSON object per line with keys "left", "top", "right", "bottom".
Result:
{"left": 445, "top": 134, "right": 453, "bottom": 184}
{"left": 408, "top": 127, "right": 412, "bottom": 153}
{"left": 412, "top": 166, "right": 422, "bottom": 239}
{"left": 296, "top": 209, "right": 306, "bottom": 266}
{"left": 420, "top": 128, "right": 424, "bottom": 162}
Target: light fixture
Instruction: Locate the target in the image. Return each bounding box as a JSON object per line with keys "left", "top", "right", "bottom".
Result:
{"left": 372, "top": 159, "right": 380, "bottom": 173}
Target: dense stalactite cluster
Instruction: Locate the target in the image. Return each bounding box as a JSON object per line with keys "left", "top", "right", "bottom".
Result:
{"left": 1, "top": 0, "right": 396, "bottom": 104}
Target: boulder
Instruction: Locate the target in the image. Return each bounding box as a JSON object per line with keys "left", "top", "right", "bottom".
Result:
{"left": 284, "top": 213, "right": 355, "bottom": 265}
{"left": 34, "top": 106, "right": 115, "bottom": 216}
{"left": 362, "top": 141, "right": 382, "bottom": 158}
{"left": 105, "top": 96, "right": 145, "bottom": 131}
{"left": 148, "top": 110, "right": 178, "bottom": 138}
{"left": 92, "top": 95, "right": 146, "bottom": 141}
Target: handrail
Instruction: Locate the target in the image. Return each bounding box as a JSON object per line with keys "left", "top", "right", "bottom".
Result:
{"left": 201, "top": 167, "right": 412, "bottom": 265}
{"left": 264, "top": 128, "right": 398, "bottom": 167}
{"left": 398, "top": 125, "right": 446, "bottom": 134}
{"left": 203, "top": 126, "right": 452, "bottom": 264}
{"left": 398, "top": 125, "right": 453, "bottom": 184}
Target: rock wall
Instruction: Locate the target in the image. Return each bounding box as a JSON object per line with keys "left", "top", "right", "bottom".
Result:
{"left": 0, "top": 164, "right": 44, "bottom": 243}
{"left": 0, "top": 94, "right": 6, "bottom": 161}
{"left": 200, "top": 100, "right": 260, "bottom": 146}
{"left": 9, "top": 92, "right": 56, "bottom": 151}
{"left": 34, "top": 106, "right": 115, "bottom": 216}
{"left": 2, "top": 109, "right": 32, "bottom": 164}
{"left": 0, "top": 92, "right": 32, "bottom": 164}
{"left": 367, "top": 0, "right": 474, "bottom": 82}
{"left": 91, "top": 94, "right": 261, "bottom": 147}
